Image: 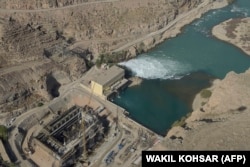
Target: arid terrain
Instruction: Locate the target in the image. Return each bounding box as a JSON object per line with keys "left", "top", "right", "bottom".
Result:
{"left": 1, "top": 0, "right": 250, "bottom": 166}
{"left": 0, "top": 0, "right": 206, "bottom": 57}
{"left": 0, "top": 0, "right": 210, "bottom": 116}
{"left": 153, "top": 68, "right": 250, "bottom": 150}
{"left": 157, "top": 14, "right": 250, "bottom": 151}
{"left": 212, "top": 17, "right": 250, "bottom": 56}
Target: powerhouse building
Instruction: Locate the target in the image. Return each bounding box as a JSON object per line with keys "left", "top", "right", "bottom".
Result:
{"left": 31, "top": 105, "right": 104, "bottom": 167}
{"left": 90, "top": 65, "right": 128, "bottom": 98}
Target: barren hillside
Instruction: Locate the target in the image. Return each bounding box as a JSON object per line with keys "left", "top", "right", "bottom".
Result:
{"left": 0, "top": 0, "right": 206, "bottom": 114}
{"left": 212, "top": 17, "right": 250, "bottom": 56}
{"left": 0, "top": 0, "right": 108, "bottom": 9}
{"left": 0, "top": 0, "right": 204, "bottom": 56}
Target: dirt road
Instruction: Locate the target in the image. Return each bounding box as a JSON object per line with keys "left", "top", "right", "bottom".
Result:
{"left": 0, "top": 59, "right": 51, "bottom": 76}
{"left": 113, "top": 0, "right": 214, "bottom": 52}
{"left": 0, "top": 0, "right": 120, "bottom": 13}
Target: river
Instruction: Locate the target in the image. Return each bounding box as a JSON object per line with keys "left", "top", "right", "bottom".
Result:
{"left": 114, "top": 0, "right": 250, "bottom": 136}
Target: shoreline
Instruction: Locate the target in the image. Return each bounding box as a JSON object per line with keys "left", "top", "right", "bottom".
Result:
{"left": 212, "top": 17, "right": 250, "bottom": 57}
{"left": 113, "top": 0, "right": 230, "bottom": 138}
{"left": 155, "top": 69, "right": 250, "bottom": 150}
{"left": 114, "top": 0, "right": 229, "bottom": 57}
{"left": 192, "top": 79, "right": 220, "bottom": 112}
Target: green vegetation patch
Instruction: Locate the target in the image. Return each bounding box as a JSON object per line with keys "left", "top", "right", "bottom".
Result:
{"left": 0, "top": 125, "right": 8, "bottom": 141}
{"left": 201, "top": 101, "right": 207, "bottom": 106}
{"left": 200, "top": 89, "right": 212, "bottom": 98}
{"left": 171, "top": 112, "right": 191, "bottom": 128}
{"left": 37, "top": 102, "right": 44, "bottom": 107}
{"left": 95, "top": 51, "right": 127, "bottom": 68}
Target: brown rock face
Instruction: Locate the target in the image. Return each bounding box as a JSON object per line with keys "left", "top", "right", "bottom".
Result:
{"left": 0, "top": 0, "right": 204, "bottom": 57}
{"left": 0, "top": 0, "right": 99, "bottom": 9}
{"left": 0, "top": 19, "right": 88, "bottom": 113}
{"left": 0, "top": 61, "right": 53, "bottom": 112}
{"left": 0, "top": 20, "right": 60, "bottom": 67}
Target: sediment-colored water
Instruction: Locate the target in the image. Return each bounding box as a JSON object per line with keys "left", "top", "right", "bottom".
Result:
{"left": 114, "top": 0, "right": 250, "bottom": 136}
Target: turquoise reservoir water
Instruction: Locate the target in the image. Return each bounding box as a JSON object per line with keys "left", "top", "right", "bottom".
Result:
{"left": 114, "top": 0, "right": 250, "bottom": 136}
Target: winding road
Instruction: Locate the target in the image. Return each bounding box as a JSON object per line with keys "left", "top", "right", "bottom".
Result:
{"left": 8, "top": 105, "right": 48, "bottom": 166}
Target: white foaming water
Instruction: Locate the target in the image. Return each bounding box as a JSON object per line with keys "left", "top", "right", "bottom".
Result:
{"left": 119, "top": 56, "right": 191, "bottom": 80}
{"left": 231, "top": 5, "right": 248, "bottom": 17}
{"left": 193, "top": 10, "right": 218, "bottom": 27}
{"left": 194, "top": 26, "right": 210, "bottom": 37}
{"left": 192, "top": 10, "right": 222, "bottom": 37}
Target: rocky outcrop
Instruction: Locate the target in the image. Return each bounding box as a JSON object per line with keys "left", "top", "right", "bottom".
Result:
{"left": 0, "top": 0, "right": 201, "bottom": 10}
{"left": 0, "top": 19, "right": 63, "bottom": 67}
{"left": 212, "top": 17, "right": 250, "bottom": 56}
{"left": 0, "top": 0, "right": 98, "bottom": 9}
{"left": 161, "top": 69, "right": 250, "bottom": 150}
{"left": 62, "top": 54, "right": 88, "bottom": 80}
{"left": 0, "top": 61, "right": 53, "bottom": 113}
{"left": 0, "top": 57, "right": 87, "bottom": 113}
{"left": 122, "top": 0, "right": 229, "bottom": 58}
{"left": 0, "top": 19, "right": 88, "bottom": 113}
{"left": 0, "top": 0, "right": 205, "bottom": 58}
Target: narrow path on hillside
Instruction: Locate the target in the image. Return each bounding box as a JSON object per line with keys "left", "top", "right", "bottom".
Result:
{"left": 113, "top": 0, "right": 210, "bottom": 52}
{"left": 0, "top": 0, "right": 120, "bottom": 13}
{"left": 0, "top": 59, "right": 51, "bottom": 76}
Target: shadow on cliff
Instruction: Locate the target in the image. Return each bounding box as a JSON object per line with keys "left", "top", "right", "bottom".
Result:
{"left": 46, "top": 73, "right": 61, "bottom": 98}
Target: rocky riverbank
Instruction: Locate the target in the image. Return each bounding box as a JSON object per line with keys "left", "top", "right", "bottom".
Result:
{"left": 116, "top": 0, "right": 230, "bottom": 59}
{"left": 212, "top": 17, "right": 250, "bottom": 56}
{"left": 0, "top": 0, "right": 229, "bottom": 61}
{"left": 154, "top": 68, "right": 250, "bottom": 150}
{"left": 0, "top": 0, "right": 227, "bottom": 114}
{"left": 0, "top": 0, "right": 231, "bottom": 121}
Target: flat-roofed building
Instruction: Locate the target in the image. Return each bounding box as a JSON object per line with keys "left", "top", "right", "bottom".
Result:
{"left": 90, "top": 65, "right": 128, "bottom": 98}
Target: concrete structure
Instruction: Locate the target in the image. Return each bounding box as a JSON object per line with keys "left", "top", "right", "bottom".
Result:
{"left": 90, "top": 65, "right": 128, "bottom": 98}
{"left": 30, "top": 105, "right": 104, "bottom": 167}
